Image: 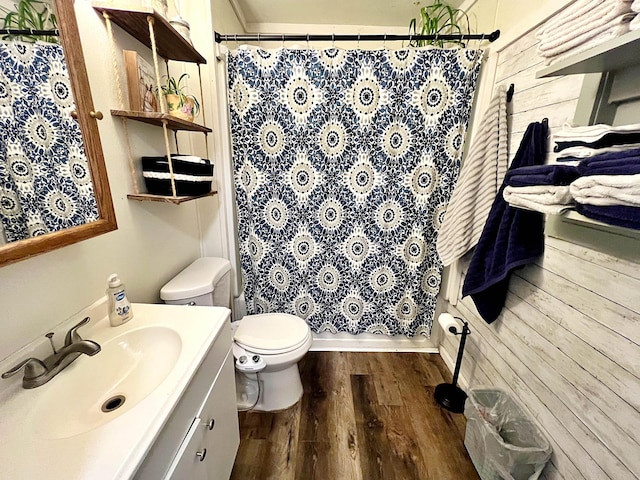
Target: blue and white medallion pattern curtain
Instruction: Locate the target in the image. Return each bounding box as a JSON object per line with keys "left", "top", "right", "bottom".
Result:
{"left": 228, "top": 47, "right": 481, "bottom": 337}
{"left": 0, "top": 41, "right": 98, "bottom": 242}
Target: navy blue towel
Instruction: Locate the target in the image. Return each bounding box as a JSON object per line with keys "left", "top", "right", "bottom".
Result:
{"left": 554, "top": 132, "right": 640, "bottom": 152}
{"left": 575, "top": 203, "right": 640, "bottom": 230}
{"left": 505, "top": 164, "right": 579, "bottom": 187}
{"left": 578, "top": 157, "right": 640, "bottom": 176}
{"left": 462, "top": 121, "right": 548, "bottom": 324}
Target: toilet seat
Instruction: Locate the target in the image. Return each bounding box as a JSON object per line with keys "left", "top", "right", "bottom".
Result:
{"left": 234, "top": 313, "right": 311, "bottom": 355}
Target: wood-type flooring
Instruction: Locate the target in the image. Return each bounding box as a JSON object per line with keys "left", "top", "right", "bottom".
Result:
{"left": 231, "top": 351, "right": 480, "bottom": 480}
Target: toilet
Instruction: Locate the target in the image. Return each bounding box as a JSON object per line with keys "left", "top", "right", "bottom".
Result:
{"left": 160, "top": 257, "right": 312, "bottom": 411}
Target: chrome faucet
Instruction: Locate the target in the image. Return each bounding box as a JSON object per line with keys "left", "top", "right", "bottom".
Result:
{"left": 1, "top": 317, "right": 101, "bottom": 389}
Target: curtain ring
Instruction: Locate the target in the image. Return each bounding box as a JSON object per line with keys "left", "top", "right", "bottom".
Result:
{"left": 357, "top": 33, "right": 361, "bottom": 50}
{"left": 282, "top": 33, "right": 285, "bottom": 48}
{"left": 383, "top": 33, "right": 387, "bottom": 49}
{"left": 480, "top": 33, "right": 486, "bottom": 42}
{"left": 306, "top": 33, "right": 310, "bottom": 49}
{"left": 257, "top": 32, "right": 261, "bottom": 48}
{"left": 30, "top": 28, "right": 34, "bottom": 36}
{"left": 332, "top": 33, "right": 335, "bottom": 48}
{"left": 234, "top": 33, "right": 238, "bottom": 47}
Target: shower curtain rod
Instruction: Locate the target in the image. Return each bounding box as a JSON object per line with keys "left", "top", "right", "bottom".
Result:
{"left": 0, "top": 29, "right": 59, "bottom": 36}
{"left": 214, "top": 29, "right": 500, "bottom": 44}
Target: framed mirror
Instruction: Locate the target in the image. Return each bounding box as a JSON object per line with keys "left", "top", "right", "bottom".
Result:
{"left": 0, "top": 0, "right": 116, "bottom": 267}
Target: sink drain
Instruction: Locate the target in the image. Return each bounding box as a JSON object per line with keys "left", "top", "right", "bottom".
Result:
{"left": 101, "top": 395, "right": 126, "bottom": 413}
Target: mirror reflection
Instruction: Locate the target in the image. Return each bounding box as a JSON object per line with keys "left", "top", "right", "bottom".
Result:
{"left": 0, "top": 0, "right": 99, "bottom": 245}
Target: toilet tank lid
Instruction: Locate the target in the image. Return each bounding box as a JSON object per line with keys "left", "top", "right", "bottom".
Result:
{"left": 160, "top": 257, "right": 231, "bottom": 301}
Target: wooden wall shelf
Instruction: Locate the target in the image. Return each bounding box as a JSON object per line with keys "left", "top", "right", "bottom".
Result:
{"left": 93, "top": 4, "right": 206, "bottom": 64}
{"left": 111, "top": 110, "right": 212, "bottom": 133}
{"left": 127, "top": 191, "right": 218, "bottom": 204}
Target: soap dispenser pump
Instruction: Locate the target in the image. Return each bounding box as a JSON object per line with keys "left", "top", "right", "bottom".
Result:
{"left": 106, "top": 274, "right": 133, "bottom": 327}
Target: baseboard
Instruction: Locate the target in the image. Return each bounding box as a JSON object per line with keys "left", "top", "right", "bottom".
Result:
{"left": 311, "top": 332, "right": 439, "bottom": 353}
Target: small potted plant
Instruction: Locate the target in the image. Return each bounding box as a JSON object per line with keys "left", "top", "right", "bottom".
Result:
{"left": 408, "top": 1, "right": 470, "bottom": 48}
{"left": 159, "top": 73, "right": 200, "bottom": 122}
{"left": 0, "top": 0, "right": 58, "bottom": 44}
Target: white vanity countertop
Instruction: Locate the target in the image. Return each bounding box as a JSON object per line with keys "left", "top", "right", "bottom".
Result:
{"left": 0, "top": 302, "right": 230, "bottom": 480}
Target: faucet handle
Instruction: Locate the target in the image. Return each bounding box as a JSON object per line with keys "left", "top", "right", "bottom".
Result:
{"left": 2, "top": 358, "right": 47, "bottom": 380}
{"left": 64, "top": 316, "right": 90, "bottom": 347}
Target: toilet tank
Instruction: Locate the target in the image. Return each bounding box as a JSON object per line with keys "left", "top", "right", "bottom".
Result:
{"left": 160, "top": 257, "right": 232, "bottom": 308}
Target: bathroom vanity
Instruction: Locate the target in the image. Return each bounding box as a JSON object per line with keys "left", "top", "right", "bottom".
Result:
{"left": 0, "top": 301, "right": 239, "bottom": 479}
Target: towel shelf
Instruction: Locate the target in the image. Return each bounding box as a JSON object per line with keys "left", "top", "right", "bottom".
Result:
{"left": 536, "top": 29, "right": 640, "bottom": 78}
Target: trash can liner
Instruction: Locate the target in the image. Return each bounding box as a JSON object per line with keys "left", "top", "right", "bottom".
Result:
{"left": 464, "top": 387, "right": 552, "bottom": 480}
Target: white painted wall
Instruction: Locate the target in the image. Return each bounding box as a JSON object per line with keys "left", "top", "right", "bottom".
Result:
{"left": 0, "top": 0, "right": 222, "bottom": 361}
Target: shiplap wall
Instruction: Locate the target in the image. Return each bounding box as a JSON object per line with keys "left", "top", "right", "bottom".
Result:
{"left": 440, "top": 27, "right": 640, "bottom": 480}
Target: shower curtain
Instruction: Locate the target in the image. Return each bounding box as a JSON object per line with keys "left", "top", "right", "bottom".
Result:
{"left": 0, "top": 41, "right": 98, "bottom": 242}
{"left": 228, "top": 46, "right": 481, "bottom": 337}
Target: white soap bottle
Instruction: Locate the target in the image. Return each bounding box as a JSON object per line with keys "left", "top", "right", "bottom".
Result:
{"left": 106, "top": 274, "right": 134, "bottom": 327}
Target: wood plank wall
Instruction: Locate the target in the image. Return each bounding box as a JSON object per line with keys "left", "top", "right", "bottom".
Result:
{"left": 440, "top": 28, "right": 640, "bottom": 480}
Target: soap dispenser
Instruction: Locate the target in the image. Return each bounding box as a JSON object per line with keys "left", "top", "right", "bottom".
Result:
{"left": 106, "top": 274, "right": 133, "bottom": 327}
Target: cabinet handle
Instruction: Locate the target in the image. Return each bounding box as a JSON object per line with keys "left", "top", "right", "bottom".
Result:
{"left": 89, "top": 110, "right": 104, "bottom": 120}
{"left": 196, "top": 448, "right": 207, "bottom": 462}
{"left": 206, "top": 418, "right": 215, "bottom": 430}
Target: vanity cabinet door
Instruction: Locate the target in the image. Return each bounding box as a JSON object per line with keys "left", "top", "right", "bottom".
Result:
{"left": 163, "top": 417, "right": 208, "bottom": 480}
{"left": 199, "top": 351, "right": 240, "bottom": 480}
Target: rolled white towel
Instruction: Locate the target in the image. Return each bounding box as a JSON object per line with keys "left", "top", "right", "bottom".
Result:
{"left": 570, "top": 174, "right": 640, "bottom": 206}
{"left": 503, "top": 187, "right": 575, "bottom": 215}
{"left": 538, "top": 0, "right": 632, "bottom": 53}
{"left": 633, "top": 0, "right": 640, "bottom": 12}
{"left": 539, "top": 13, "right": 634, "bottom": 60}
{"left": 631, "top": 13, "right": 640, "bottom": 29}
{"left": 504, "top": 185, "right": 573, "bottom": 204}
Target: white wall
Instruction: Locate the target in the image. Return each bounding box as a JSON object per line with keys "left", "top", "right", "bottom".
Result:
{"left": 0, "top": 0, "right": 222, "bottom": 361}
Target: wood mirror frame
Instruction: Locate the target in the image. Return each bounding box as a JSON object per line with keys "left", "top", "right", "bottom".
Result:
{"left": 0, "top": 0, "right": 117, "bottom": 267}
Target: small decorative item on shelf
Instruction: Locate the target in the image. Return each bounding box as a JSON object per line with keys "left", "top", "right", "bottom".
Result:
{"left": 142, "top": 155, "right": 213, "bottom": 196}
{"left": 123, "top": 50, "right": 159, "bottom": 112}
{"left": 169, "top": 16, "right": 191, "bottom": 44}
{"left": 159, "top": 73, "right": 200, "bottom": 122}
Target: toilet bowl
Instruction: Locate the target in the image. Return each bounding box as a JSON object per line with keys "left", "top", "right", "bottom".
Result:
{"left": 160, "top": 257, "right": 312, "bottom": 412}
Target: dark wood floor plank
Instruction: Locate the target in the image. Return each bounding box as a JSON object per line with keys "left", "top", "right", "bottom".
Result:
{"left": 351, "top": 374, "right": 394, "bottom": 480}
{"left": 230, "top": 438, "right": 269, "bottom": 480}
{"left": 232, "top": 352, "right": 479, "bottom": 480}
{"left": 264, "top": 401, "right": 301, "bottom": 480}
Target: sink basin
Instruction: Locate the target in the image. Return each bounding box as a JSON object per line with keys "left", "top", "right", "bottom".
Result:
{"left": 31, "top": 326, "right": 182, "bottom": 439}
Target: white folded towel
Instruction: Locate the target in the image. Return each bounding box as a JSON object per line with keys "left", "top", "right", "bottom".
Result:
{"left": 539, "top": 12, "right": 634, "bottom": 60}
{"left": 543, "top": 20, "right": 633, "bottom": 65}
{"left": 570, "top": 174, "right": 640, "bottom": 206}
{"left": 553, "top": 122, "right": 640, "bottom": 143}
{"left": 556, "top": 142, "right": 640, "bottom": 159}
{"left": 504, "top": 186, "right": 575, "bottom": 215}
{"left": 538, "top": 0, "right": 632, "bottom": 54}
{"left": 537, "top": 0, "right": 606, "bottom": 39}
